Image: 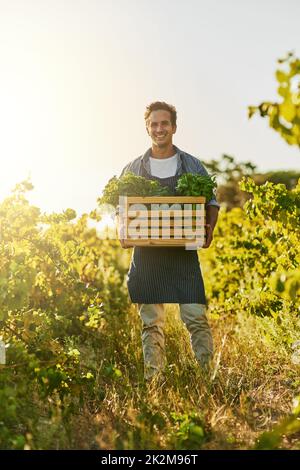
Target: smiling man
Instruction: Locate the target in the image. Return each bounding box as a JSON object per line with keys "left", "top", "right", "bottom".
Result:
{"left": 120, "top": 101, "right": 220, "bottom": 382}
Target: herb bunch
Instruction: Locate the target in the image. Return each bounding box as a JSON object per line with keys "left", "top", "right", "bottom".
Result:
{"left": 176, "top": 173, "right": 217, "bottom": 201}
{"left": 98, "top": 172, "right": 171, "bottom": 207}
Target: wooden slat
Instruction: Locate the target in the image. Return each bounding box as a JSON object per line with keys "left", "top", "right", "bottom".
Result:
{"left": 119, "top": 219, "right": 206, "bottom": 228}
{"left": 126, "top": 218, "right": 205, "bottom": 225}
{"left": 126, "top": 196, "right": 206, "bottom": 204}
{"left": 159, "top": 219, "right": 203, "bottom": 227}
{"left": 122, "top": 238, "right": 205, "bottom": 247}
{"left": 126, "top": 222, "right": 205, "bottom": 230}
{"left": 145, "top": 222, "right": 203, "bottom": 228}
{"left": 118, "top": 221, "right": 206, "bottom": 236}
{"left": 183, "top": 228, "right": 206, "bottom": 236}
{"left": 128, "top": 210, "right": 205, "bottom": 218}
{"left": 127, "top": 218, "right": 205, "bottom": 224}
{"left": 127, "top": 228, "right": 206, "bottom": 237}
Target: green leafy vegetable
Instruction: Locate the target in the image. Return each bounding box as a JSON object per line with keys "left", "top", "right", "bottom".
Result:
{"left": 98, "top": 172, "right": 171, "bottom": 207}
{"left": 176, "top": 173, "right": 217, "bottom": 201}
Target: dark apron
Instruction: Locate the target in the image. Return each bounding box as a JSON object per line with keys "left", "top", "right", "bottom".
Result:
{"left": 127, "top": 163, "right": 206, "bottom": 304}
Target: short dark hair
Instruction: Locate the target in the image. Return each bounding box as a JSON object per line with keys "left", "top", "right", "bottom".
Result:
{"left": 144, "top": 101, "right": 177, "bottom": 127}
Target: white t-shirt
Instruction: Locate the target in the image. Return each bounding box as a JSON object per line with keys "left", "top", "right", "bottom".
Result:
{"left": 149, "top": 153, "right": 178, "bottom": 178}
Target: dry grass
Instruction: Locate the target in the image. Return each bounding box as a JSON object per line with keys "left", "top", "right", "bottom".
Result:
{"left": 66, "top": 304, "right": 300, "bottom": 450}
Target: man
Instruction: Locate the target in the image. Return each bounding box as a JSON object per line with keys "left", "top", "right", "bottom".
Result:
{"left": 120, "top": 101, "right": 219, "bottom": 381}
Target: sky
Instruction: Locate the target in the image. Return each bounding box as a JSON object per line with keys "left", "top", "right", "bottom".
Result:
{"left": 0, "top": 0, "right": 299, "bottom": 215}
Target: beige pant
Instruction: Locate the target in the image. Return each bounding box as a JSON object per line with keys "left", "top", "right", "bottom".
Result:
{"left": 138, "top": 303, "right": 213, "bottom": 379}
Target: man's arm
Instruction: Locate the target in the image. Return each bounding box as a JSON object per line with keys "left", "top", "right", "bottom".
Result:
{"left": 203, "top": 205, "right": 219, "bottom": 249}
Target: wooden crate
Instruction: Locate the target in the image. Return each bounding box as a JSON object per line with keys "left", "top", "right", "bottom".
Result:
{"left": 117, "top": 196, "right": 206, "bottom": 249}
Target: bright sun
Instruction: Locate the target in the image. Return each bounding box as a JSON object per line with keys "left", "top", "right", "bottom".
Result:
{"left": 97, "top": 214, "right": 116, "bottom": 231}
{"left": 87, "top": 212, "right": 117, "bottom": 240}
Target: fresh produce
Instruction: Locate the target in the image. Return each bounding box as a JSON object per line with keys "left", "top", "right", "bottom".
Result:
{"left": 98, "top": 172, "right": 171, "bottom": 207}
{"left": 176, "top": 173, "right": 217, "bottom": 201}
{"left": 98, "top": 171, "right": 217, "bottom": 208}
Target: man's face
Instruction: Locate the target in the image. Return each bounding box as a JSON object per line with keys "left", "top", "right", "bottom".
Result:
{"left": 146, "top": 109, "right": 176, "bottom": 148}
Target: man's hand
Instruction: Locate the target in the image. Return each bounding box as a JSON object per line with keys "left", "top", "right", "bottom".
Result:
{"left": 202, "top": 205, "right": 219, "bottom": 249}
{"left": 119, "top": 239, "right": 129, "bottom": 249}
{"left": 202, "top": 224, "right": 213, "bottom": 249}
{"left": 115, "top": 210, "right": 129, "bottom": 249}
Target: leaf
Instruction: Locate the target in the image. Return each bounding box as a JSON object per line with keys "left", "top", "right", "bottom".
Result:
{"left": 276, "top": 70, "right": 288, "bottom": 83}
{"left": 279, "top": 102, "right": 296, "bottom": 122}
{"left": 277, "top": 86, "right": 289, "bottom": 98}
{"left": 248, "top": 106, "right": 257, "bottom": 119}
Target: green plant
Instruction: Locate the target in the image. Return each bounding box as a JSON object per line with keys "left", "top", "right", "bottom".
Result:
{"left": 249, "top": 52, "right": 300, "bottom": 147}
{"left": 255, "top": 396, "right": 300, "bottom": 449}
{"left": 175, "top": 173, "right": 217, "bottom": 200}
{"left": 98, "top": 172, "right": 171, "bottom": 207}
{"left": 169, "top": 412, "right": 208, "bottom": 449}
{"left": 0, "top": 181, "right": 130, "bottom": 449}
